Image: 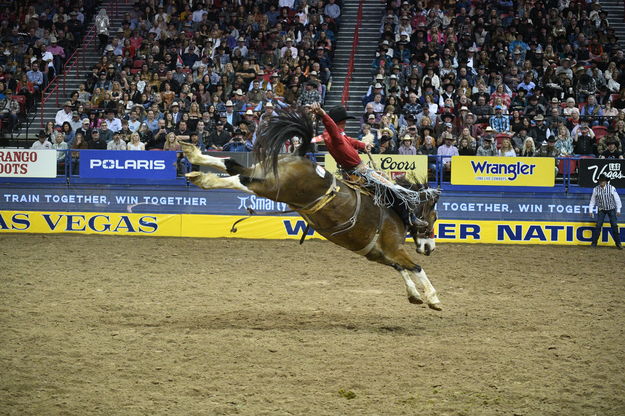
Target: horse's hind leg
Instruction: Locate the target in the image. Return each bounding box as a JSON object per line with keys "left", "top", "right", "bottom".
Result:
{"left": 180, "top": 141, "right": 228, "bottom": 172}
{"left": 411, "top": 266, "right": 441, "bottom": 310}
{"left": 186, "top": 171, "right": 252, "bottom": 193}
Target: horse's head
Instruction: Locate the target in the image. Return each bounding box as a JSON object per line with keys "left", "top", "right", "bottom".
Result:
{"left": 413, "top": 188, "right": 440, "bottom": 256}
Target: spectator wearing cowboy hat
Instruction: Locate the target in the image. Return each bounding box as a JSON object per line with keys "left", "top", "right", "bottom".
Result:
{"left": 297, "top": 81, "right": 321, "bottom": 106}
{"left": 476, "top": 135, "right": 497, "bottom": 156}
{"left": 398, "top": 135, "right": 417, "bottom": 155}
{"left": 437, "top": 132, "right": 459, "bottom": 170}
{"left": 223, "top": 128, "right": 251, "bottom": 152}
{"left": 529, "top": 114, "right": 551, "bottom": 145}
{"left": 600, "top": 139, "right": 624, "bottom": 159}
{"left": 31, "top": 130, "right": 53, "bottom": 149}
{"left": 55, "top": 101, "right": 74, "bottom": 127}
{"left": 375, "top": 133, "right": 397, "bottom": 155}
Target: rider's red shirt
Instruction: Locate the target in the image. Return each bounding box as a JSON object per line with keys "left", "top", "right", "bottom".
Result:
{"left": 320, "top": 113, "right": 366, "bottom": 170}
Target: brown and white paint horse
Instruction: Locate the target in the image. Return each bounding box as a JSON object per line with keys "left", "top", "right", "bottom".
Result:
{"left": 180, "top": 108, "right": 442, "bottom": 310}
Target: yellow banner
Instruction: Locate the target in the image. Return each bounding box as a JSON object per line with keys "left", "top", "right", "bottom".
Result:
{"left": 324, "top": 154, "right": 428, "bottom": 183}
{"left": 451, "top": 156, "right": 555, "bottom": 187}
{"left": 0, "top": 211, "right": 181, "bottom": 236}
{"left": 3, "top": 211, "right": 622, "bottom": 246}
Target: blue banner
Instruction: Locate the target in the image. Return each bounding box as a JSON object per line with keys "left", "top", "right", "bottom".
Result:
{"left": 2, "top": 184, "right": 621, "bottom": 223}
{"left": 79, "top": 150, "right": 178, "bottom": 180}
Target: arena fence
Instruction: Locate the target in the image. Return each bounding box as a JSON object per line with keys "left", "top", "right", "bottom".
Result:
{"left": 0, "top": 150, "right": 623, "bottom": 246}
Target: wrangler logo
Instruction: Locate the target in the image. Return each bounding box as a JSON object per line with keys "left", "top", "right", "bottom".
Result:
{"left": 470, "top": 161, "right": 536, "bottom": 181}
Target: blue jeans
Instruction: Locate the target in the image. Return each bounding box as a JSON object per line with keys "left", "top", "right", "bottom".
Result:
{"left": 591, "top": 209, "right": 622, "bottom": 247}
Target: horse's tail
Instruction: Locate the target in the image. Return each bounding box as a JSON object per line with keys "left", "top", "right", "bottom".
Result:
{"left": 255, "top": 107, "right": 315, "bottom": 178}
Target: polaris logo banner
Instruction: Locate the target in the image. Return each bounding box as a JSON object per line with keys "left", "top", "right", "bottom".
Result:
{"left": 80, "top": 150, "right": 177, "bottom": 179}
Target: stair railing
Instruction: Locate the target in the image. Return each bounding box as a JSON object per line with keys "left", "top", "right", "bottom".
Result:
{"left": 341, "top": 0, "right": 365, "bottom": 109}
{"left": 37, "top": 0, "right": 120, "bottom": 129}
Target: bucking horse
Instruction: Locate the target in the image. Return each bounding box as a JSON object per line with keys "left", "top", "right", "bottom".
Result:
{"left": 180, "top": 107, "right": 442, "bottom": 310}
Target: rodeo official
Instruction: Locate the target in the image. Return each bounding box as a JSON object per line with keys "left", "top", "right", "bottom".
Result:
{"left": 589, "top": 174, "right": 623, "bottom": 249}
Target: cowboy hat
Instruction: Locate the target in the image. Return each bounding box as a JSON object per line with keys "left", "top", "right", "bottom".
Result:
{"left": 328, "top": 106, "right": 355, "bottom": 123}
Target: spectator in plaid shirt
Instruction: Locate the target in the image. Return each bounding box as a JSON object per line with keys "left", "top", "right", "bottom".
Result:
{"left": 490, "top": 105, "right": 510, "bottom": 133}
{"left": 297, "top": 81, "right": 321, "bottom": 106}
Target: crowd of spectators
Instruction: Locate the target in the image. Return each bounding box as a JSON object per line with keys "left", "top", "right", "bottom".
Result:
{"left": 32, "top": 0, "right": 341, "bottom": 163}
{"left": 359, "top": 0, "right": 625, "bottom": 161}
{"left": 0, "top": 0, "right": 98, "bottom": 132}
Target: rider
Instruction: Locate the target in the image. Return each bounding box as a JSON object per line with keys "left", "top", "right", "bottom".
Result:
{"left": 310, "top": 103, "right": 432, "bottom": 229}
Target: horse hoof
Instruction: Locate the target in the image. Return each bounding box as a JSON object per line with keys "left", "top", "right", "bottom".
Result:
{"left": 408, "top": 296, "right": 423, "bottom": 304}
{"left": 186, "top": 172, "right": 202, "bottom": 179}
{"left": 427, "top": 302, "right": 442, "bottom": 311}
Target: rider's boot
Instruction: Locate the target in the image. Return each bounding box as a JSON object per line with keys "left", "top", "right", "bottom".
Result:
{"left": 409, "top": 212, "right": 428, "bottom": 228}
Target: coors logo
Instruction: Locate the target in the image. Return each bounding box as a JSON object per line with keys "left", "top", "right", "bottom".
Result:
{"left": 578, "top": 159, "right": 625, "bottom": 187}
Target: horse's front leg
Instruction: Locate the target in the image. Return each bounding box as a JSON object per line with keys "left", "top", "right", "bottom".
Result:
{"left": 411, "top": 266, "right": 441, "bottom": 310}
{"left": 186, "top": 171, "right": 252, "bottom": 193}
{"left": 397, "top": 268, "right": 423, "bottom": 304}
{"left": 180, "top": 141, "right": 228, "bottom": 171}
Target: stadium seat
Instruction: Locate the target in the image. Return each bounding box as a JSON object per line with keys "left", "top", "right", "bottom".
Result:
{"left": 558, "top": 157, "right": 577, "bottom": 175}
{"left": 495, "top": 133, "right": 508, "bottom": 149}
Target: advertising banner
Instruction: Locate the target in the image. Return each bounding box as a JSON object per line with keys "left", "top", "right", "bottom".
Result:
{"left": 578, "top": 158, "right": 625, "bottom": 188}
{"left": 2, "top": 211, "right": 623, "bottom": 246}
{"left": 0, "top": 149, "right": 57, "bottom": 178}
{"left": 79, "top": 150, "right": 178, "bottom": 179}
{"left": 0, "top": 211, "right": 180, "bottom": 236}
{"left": 451, "top": 156, "right": 555, "bottom": 187}
{"left": 324, "top": 154, "right": 429, "bottom": 183}
{"left": 0, "top": 184, "right": 609, "bottom": 222}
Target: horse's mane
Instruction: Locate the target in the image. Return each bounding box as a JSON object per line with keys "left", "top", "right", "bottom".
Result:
{"left": 394, "top": 176, "right": 427, "bottom": 192}
{"left": 254, "top": 107, "right": 314, "bottom": 178}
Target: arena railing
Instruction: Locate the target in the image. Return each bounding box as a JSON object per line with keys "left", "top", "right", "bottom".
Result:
{"left": 3, "top": 150, "right": 607, "bottom": 196}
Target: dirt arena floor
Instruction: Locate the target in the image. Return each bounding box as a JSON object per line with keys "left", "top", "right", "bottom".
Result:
{"left": 1, "top": 234, "right": 624, "bottom": 416}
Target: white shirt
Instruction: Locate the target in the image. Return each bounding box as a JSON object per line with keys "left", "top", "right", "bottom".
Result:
{"left": 55, "top": 109, "right": 73, "bottom": 126}
{"left": 31, "top": 140, "right": 52, "bottom": 149}
{"left": 106, "top": 117, "right": 122, "bottom": 133}
{"left": 192, "top": 9, "right": 207, "bottom": 23}
{"left": 128, "top": 120, "right": 141, "bottom": 132}
{"left": 52, "top": 141, "right": 68, "bottom": 160}
{"left": 107, "top": 140, "right": 127, "bottom": 150}
{"left": 279, "top": 0, "right": 295, "bottom": 8}
{"left": 42, "top": 51, "right": 54, "bottom": 68}
{"left": 127, "top": 141, "right": 145, "bottom": 150}
{"left": 280, "top": 46, "right": 298, "bottom": 58}
{"left": 589, "top": 183, "right": 622, "bottom": 213}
